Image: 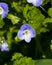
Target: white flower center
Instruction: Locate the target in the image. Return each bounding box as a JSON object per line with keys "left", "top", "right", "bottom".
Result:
{"left": 23, "top": 30, "right": 31, "bottom": 43}
{"left": 23, "top": 30, "right": 29, "bottom": 35}
{"left": 0, "top": 7, "right": 3, "bottom": 14}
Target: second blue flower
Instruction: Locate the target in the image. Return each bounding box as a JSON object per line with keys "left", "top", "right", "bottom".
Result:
{"left": 0, "top": 2, "right": 8, "bottom": 18}
{"left": 17, "top": 24, "right": 36, "bottom": 43}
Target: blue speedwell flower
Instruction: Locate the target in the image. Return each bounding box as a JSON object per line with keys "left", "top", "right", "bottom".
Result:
{"left": 17, "top": 24, "right": 36, "bottom": 43}
{"left": 1, "top": 41, "right": 9, "bottom": 52}
{"left": 27, "top": 0, "right": 43, "bottom": 7}
{"left": 0, "top": 2, "right": 8, "bottom": 18}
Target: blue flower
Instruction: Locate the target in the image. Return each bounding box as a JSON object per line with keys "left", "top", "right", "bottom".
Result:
{"left": 0, "top": 2, "right": 8, "bottom": 18}
{"left": 27, "top": 0, "right": 43, "bottom": 7}
{"left": 1, "top": 41, "right": 9, "bottom": 52}
{"left": 17, "top": 24, "right": 36, "bottom": 43}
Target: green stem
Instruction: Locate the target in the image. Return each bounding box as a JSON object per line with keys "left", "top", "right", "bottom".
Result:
{"left": 35, "top": 36, "right": 46, "bottom": 58}
{"left": 40, "top": 6, "right": 47, "bottom": 13}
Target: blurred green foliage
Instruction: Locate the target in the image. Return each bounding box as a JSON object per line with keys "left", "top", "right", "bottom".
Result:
{"left": 4, "top": 53, "right": 52, "bottom": 65}
{"left": 11, "top": 53, "right": 35, "bottom": 65}
{"left": 0, "top": 0, "right": 52, "bottom": 65}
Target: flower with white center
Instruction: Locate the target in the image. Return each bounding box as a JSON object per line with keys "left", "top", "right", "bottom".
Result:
{"left": 1, "top": 41, "right": 9, "bottom": 52}
{"left": 0, "top": 2, "right": 8, "bottom": 18}
{"left": 17, "top": 24, "right": 36, "bottom": 43}
{"left": 27, "top": 0, "right": 43, "bottom": 7}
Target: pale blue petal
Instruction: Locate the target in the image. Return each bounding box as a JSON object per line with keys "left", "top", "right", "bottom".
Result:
{"left": 32, "top": 0, "right": 43, "bottom": 7}
{"left": 29, "top": 28, "right": 36, "bottom": 38}
{"left": 2, "top": 11, "right": 8, "bottom": 18}
{"left": 24, "top": 34, "right": 31, "bottom": 43}
{"left": 27, "top": 0, "right": 33, "bottom": 3}
{"left": 17, "top": 30, "right": 24, "bottom": 40}
{"left": 1, "top": 43, "right": 9, "bottom": 52}
{"left": 20, "top": 24, "right": 33, "bottom": 31}
{"left": 1, "top": 47, "right": 9, "bottom": 51}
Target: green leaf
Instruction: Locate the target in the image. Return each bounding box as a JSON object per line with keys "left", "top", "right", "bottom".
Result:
{"left": 11, "top": 53, "right": 23, "bottom": 61}
{"left": 48, "top": 8, "right": 52, "bottom": 17}
{"left": 50, "top": 0, "right": 52, "bottom": 5}
{"left": 11, "top": 2, "right": 23, "bottom": 12}
{"left": 7, "top": 14, "right": 20, "bottom": 25}
{"left": 0, "top": 15, "right": 5, "bottom": 28}
{"left": 15, "top": 36, "right": 21, "bottom": 42}
{"left": 35, "top": 59, "right": 52, "bottom": 65}
{"left": 0, "top": 31, "right": 6, "bottom": 36}
{"left": 42, "top": 0, "right": 50, "bottom": 6}
{"left": 43, "top": 18, "right": 52, "bottom": 28}
{"left": 39, "top": 27, "right": 48, "bottom": 33}
{"left": 6, "top": 27, "right": 15, "bottom": 45}
{"left": 7, "top": 31, "right": 12, "bottom": 44}
{"left": 50, "top": 40, "right": 52, "bottom": 50}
